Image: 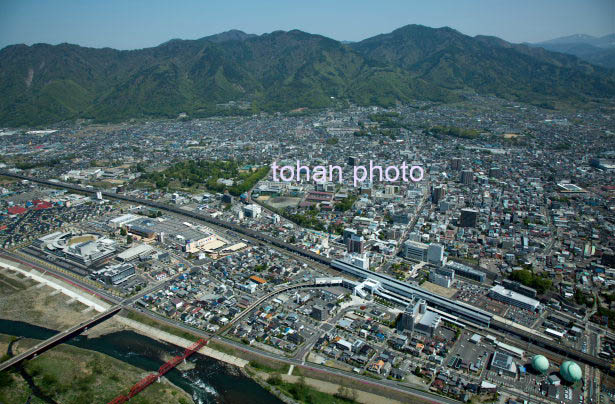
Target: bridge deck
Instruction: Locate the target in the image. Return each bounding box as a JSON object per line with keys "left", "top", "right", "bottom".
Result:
{"left": 0, "top": 305, "right": 121, "bottom": 371}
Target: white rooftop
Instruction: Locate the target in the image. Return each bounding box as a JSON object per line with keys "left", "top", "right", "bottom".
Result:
{"left": 117, "top": 243, "right": 153, "bottom": 260}
{"left": 489, "top": 285, "right": 541, "bottom": 310}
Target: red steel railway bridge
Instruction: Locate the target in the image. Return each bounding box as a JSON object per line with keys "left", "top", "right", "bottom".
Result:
{"left": 106, "top": 338, "right": 208, "bottom": 404}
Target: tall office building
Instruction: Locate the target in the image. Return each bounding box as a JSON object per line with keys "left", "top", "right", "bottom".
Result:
{"left": 461, "top": 170, "right": 474, "bottom": 185}
{"left": 403, "top": 240, "right": 429, "bottom": 261}
{"left": 427, "top": 244, "right": 445, "bottom": 266}
{"left": 311, "top": 305, "right": 329, "bottom": 321}
{"left": 460, "top": 208, "right": 478, "bottom": 227}
{"left": 396, "top": 299, "right": 420, "bottom": 332}
{"left": 407, "top": 232, "right": 421, "bottom": 242}
{"left": 222, "top": 192, "right": 233, "bottom": 204}
{"left": 347, "top": 234, "right": 365, "bottom": 254}
{"left": 244, "top": 204, "right": 262, "bottom": 218}
{"left": 431, "top": 185, "right": 446, "bottom": 204}
{"left": 438, "top": 200, "right": 451, "bottom": 213}
{"left": 396, "top": 298, "right": 441, "bottom": 336}
{"left": 450, "top": 158, "right": 462, "bottom": 170}
{"left": 343, "top": 228, "right": 358, "bottom": 245}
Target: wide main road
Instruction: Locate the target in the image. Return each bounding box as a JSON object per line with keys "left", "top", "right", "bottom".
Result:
{"left": 0, "top": 171, "right": 332, "bottom": 267}
{"left": 2, "top": 171, "right": 610, "bottom": 373}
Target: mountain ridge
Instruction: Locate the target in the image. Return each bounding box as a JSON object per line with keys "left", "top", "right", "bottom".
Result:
{"left": 1, "top": 24, "right": 614, "bottom": 126}
{"left": 530, "top": 33, "right": 615, "bottom": 68}
{"left": 537, "top": 33, "right": 615, "bottom": 48}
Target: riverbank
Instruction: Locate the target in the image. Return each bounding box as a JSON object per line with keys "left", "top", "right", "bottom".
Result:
{"left": 0, "top": 321, "right": 284, "bottom": 404}
{"left": 0, "top": 257, "right": 110, "bottom": 312}
{"left": 0, "top": 333, "right": 194, "bottom": 404}
{"left": 116, "top": 315, "right": 249, "bottom": 368}
{"left": 248, "top": 369, "right": 404, "bottom": 404}
{"left": 0, "top": 260, "right": 280, "bottom": 403}
{"left": 0, "top": 258, "right": 435, "bottom": 404}
{"left": 0, "top": 259, "right": 249, "bottom": 367}
{"left": 119, "top": 311, "right": 438, "bottom": 404}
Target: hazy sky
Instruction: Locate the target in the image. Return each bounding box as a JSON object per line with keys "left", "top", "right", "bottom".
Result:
{"left": 1, "top": 0, "right": 613, "bottom": 50}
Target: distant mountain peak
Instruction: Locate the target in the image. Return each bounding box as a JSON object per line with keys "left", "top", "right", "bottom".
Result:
{"left": 532, "top": 32, "right": 615, "bottom": 68}
{"left": 200, "top": 29, "right": 257, "bottom": 43}
{"left": 538, "top": 34, "right": 595, "bottom": 44}
{"left": 266, "top": 29, "right": 315, "bottom": 38}
{"left": 567, "top": 34, "right": 596, "bottom": 40}
{"left": 390, "top": 24, "right": 461, "bottom": 36}
{"left": 538, "top": 33, "right": 615, "bottom": 48}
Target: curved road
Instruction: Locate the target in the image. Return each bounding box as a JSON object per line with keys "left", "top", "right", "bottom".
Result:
{"left": 0, "top": 249, "right": 456, "bottom": 404}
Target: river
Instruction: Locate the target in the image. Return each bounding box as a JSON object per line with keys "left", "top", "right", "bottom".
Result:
{"left": 0, "top": 319, "right": 283, "bottom": 404}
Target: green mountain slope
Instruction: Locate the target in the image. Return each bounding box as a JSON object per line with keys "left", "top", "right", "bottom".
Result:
{"left": 350, "top": 25, "right": 615, "bottom": 104}
{"left": 1, "top": 25, "right": 614, "bottom": 126}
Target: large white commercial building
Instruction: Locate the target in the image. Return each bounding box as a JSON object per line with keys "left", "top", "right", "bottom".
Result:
{"left": 117, "top": 244, "right": 154, "bottom": 262}
{"left": 109, "top": 214, "right": 219, "bottom": 254}
{"left": 403, "top": 241, "right": 445, "bottom": 267}
{"left": 429, "top": 267, "right": 454, "bottom": 288}
{"left": 243, "top": 204, "right": 262, "bottom": 219}
{"left": 34, "top": 232, "right": 116, "bottom": 268}
{"left": 108, "top": 214, "right": 140, "bottom": 228}
{"left": 403, "top": 240, "right": 429, "bottom": 261}
{"left": 488, "top": 285, "right": 541, "bottom": 312}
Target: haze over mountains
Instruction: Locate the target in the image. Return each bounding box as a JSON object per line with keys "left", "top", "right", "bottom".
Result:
{"left": 531, "top": 33, "right": 615, "bottom": 69}
{"left": 1, "top": 24, "right": 614, "bottom": 126}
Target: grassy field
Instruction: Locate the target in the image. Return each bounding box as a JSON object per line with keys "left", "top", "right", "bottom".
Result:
{"left": 267, "top": 374, "right": 357, "bottom": 404}
{"left": 0, "top": 272, "right": 93, "bottom": 330}
{"left": 247, "top": 360, "right": 290, "bottom": 374}
{"left": 0, "top": 335, "right": 193, "bottom": 404}
{"left": 207, "top": 340, "right": 239, "bottom": 356}
{"left": 0, "top": 272, "right": 195, "bottom": 404}
{"left": 0, "top": 272, "right": 36, "bottom": 293}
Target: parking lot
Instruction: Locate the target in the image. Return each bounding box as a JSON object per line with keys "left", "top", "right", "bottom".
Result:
{"left": 453, "top": 282, "right": 507, "bottom": 316}
{"left": 504, "top": 305, "right": 541, "bottom": 328}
